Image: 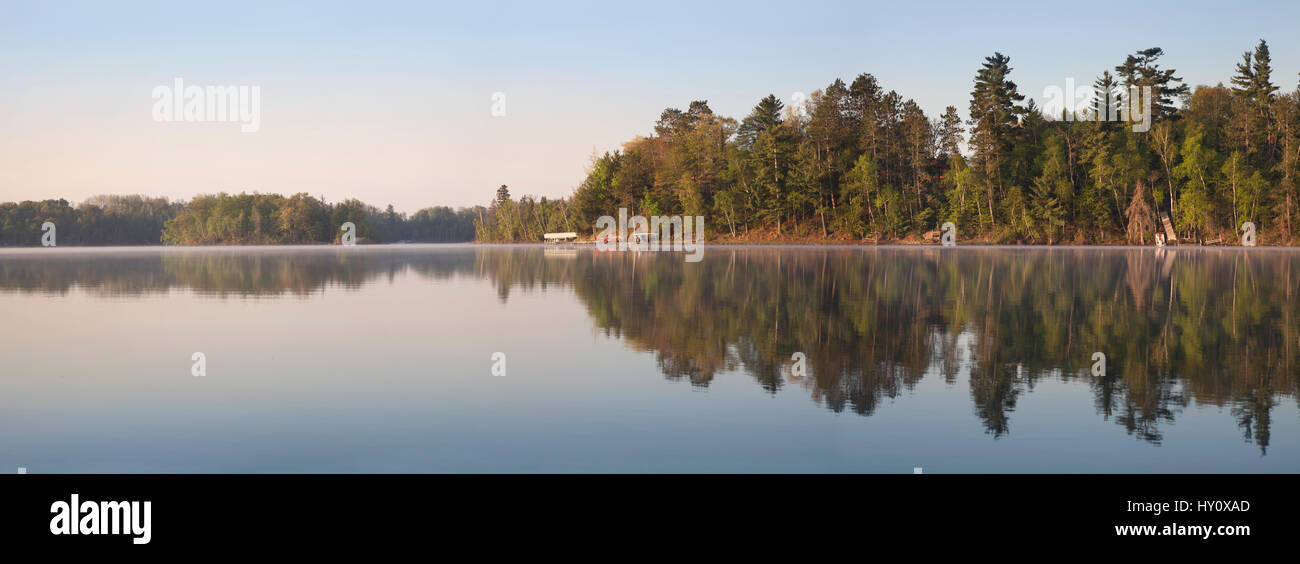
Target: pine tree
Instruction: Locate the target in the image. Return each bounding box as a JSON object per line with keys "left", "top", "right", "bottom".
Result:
{"left": 1231, "top": 40, "right": 1280, "bottom": 165}
{"left": 968, "top": 52, "right": 1027, "bottom": 228}
{"left": 935, "top": 106, "right": 964, "bottom": 159}
{"left": 848, "top": 74, "right": 886, "bottom": 161}
{"left": 1092, "top": 71, "right": 1121, "bottom": 123}
{"left": 739, "top": 95, "right": 795, "bottom": 233}
{"left": 737, "top": 94, "right": 784, "bottom": 148}
{"left": 1115, "top": 48, "right": 1189, "bottom": 121}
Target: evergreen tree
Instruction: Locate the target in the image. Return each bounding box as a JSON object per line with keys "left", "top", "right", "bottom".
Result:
{"left": 935, "top": 106, "right": 964, "bottom": 159}
{"left": 968, "top": 52, "right": 1027, "bottom": 228}
{"left": 1114, "top": 47, "right": 1189, "bottom": 121}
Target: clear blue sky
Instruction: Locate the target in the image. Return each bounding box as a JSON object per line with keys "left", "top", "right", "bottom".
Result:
{"left": 2, "top": 0, "right": 1298, "bottom": 211}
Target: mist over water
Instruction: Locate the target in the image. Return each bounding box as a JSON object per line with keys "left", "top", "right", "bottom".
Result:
{"left": 1, "top": 245, "right": 1297, "bottom": 472}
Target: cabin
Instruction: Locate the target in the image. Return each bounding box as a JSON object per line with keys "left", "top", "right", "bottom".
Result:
{"left": 543, "top": 232, "right": 578, "bottom": 244}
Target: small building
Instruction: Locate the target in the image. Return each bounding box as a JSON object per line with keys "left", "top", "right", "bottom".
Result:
{"left": 543, "top": 232, "right": 578, "bottom": 243}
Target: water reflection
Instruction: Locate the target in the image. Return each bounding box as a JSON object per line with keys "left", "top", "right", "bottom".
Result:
{"left": 2, "top": 245, "right": 1296, "bottom": 453}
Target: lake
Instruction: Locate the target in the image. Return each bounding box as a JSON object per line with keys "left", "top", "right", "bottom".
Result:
{"left": 1, "top": 244, "right": 1297, "bottom": 472}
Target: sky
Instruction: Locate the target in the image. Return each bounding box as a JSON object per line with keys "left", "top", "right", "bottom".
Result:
{"left": 2, "top": 0, "right": 1299, "bottom": 212}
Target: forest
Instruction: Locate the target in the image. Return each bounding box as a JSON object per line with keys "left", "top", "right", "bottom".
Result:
{"left": 476, "top": 42, "right": 1300, "bottom": 245}
{"left": 0, "top": 193, "right": 480, "bottom": 245}
{"left": 6, "top": 42, "right": 1298, "bottom": 247}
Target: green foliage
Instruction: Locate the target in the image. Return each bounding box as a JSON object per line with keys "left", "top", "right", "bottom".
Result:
{"left": 0, "top": 195, "right": 182, "bottom": 246}
{"left": 159, "top": 193, "right": 475, "bottom": 245}
{"left": 472, "top": 43, "right": 1300, "bottom": 245}
{"left": 473, "top": 189, "right": 576, "bottom": 242}
{"left": 0, "top": 193, "right": 478, "bottom": 246}
{"left": 1172, "top": 128, "right": 1219, "bottom": 235}
{"left": 1029, "top": 153, "right": 1068, "bottom": 244}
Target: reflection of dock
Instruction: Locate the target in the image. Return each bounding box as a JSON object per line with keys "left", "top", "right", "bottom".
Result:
{"left": 544, "top": 248, "right": 578, "bottom": 258}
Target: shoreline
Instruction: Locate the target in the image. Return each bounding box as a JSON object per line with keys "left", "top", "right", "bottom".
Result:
{"left": 5, "top": 241, "right": 1298, "bottom": 250}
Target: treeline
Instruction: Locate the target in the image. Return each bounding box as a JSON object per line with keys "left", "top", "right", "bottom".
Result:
{"left": 161, "top": 192, "right": 480, "bottom": 245}
{"left": 0, "top": 195, "right": 182, "bottom": 245}
{"left": 479, "top": 42, "right": 1300, "bottom": 244}
{"left": 473, "top": 184, "right": 576, "bottom": 242}
{"left": 0, "top": 193, "right": 481, "bottom": 245}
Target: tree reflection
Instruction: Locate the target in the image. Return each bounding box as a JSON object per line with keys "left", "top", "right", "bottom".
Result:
{"left": 2, "top": 245, "right": 1295, "bottom": 451}
{"left": 547, "top": 247, "right": 1299, "bottom": 450}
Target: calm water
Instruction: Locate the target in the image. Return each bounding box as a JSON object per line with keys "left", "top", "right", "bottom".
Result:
{"left": 1, "top": 245, "right": 1298, "bottom": 473}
